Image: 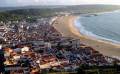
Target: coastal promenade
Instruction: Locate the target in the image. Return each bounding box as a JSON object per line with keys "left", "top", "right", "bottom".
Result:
{"left": 53, "top": 15, "right": 120, "bottom": 58}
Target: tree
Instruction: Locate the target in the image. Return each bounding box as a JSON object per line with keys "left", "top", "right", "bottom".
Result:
{"left": 0, "top": 48, "right": 5, "bottom": 74}
{"left": 77, "top": 65, "right": 86, "bottom": 74}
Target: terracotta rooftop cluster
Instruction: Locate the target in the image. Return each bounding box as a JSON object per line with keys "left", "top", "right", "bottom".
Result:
{"left": 0, "top": 17, "right": 119, "bottom": 74}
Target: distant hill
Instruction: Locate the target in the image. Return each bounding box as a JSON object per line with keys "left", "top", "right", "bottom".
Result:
{"left": 0, "top": 5, "right": 120, "bottom": 22}
{"left": 0, "top": 5, "right": 66, "bottom": 12}
{"left": 0, "top": 5, "right": 120, "bottom": 13}
{"left": 62, "top": 5, "right": 120, "bottom": 13}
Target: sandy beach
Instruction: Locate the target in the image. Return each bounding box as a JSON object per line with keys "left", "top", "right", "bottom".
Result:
{"left": 53, "top": 15, "right": 120, "bottom": 58}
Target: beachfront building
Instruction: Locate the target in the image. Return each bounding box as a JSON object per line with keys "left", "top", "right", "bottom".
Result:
{"left": 0, "top": 16, "right": 119, "bottom": 74}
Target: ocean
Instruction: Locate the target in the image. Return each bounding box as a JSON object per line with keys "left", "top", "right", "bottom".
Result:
{"left": 75, "top": 10, "right": 120, "bottom": 44}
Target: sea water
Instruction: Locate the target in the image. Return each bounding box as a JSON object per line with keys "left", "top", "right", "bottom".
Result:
{"left": 75, "top": 10, "right": 120, "bottom": 44}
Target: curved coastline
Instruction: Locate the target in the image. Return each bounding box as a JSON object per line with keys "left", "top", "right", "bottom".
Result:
{"left": 74, "top": 16, "right": 120, "bottom": 45}
{"left": 53, "top": 15, "right": 120, "bottom": 58}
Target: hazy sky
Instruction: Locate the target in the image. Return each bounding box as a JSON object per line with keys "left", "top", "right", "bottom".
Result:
{"left": 0, "top": 0, "right": 120, "bottom": 7}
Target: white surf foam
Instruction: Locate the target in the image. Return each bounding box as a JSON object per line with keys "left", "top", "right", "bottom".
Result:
{"left": 74, "top": 16, "right": 120, "bottom": 45}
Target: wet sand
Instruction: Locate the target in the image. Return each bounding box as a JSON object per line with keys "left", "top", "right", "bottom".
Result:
{"left": 53, "top": 15, "right": 120, "bottom": 58}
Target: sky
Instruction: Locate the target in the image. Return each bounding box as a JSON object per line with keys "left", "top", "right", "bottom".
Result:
{"left": 0, "top": 0, "right": 120, "bottom": 7}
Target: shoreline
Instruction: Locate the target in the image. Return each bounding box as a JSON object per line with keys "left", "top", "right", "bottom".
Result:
{"left": 53, "top": 15, "right": 120, "bottom": 58}
{"left": 74, "top": 16, "right": 120, "bottom": 47}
